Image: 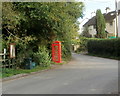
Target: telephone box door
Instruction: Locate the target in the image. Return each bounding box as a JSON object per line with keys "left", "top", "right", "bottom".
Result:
{"left": 52, "top": 41, "right": 61, "bottom": 63}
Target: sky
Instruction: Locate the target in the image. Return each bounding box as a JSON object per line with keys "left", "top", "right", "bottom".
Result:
{"left": 78, "top": 0, "right": 118, "bottom": 33}
{"left": 84, "top": 0, "right": 115, "bottom": 18}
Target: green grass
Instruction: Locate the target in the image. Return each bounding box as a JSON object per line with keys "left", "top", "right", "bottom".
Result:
{"left": 1, "top": 61, "right": 68, "bottom": 78}
{"left": 87, "top": 53, "right": 120, "bottom": 60}
{"left": 51, "top": 61, "right": 67, "bottom": 65}
{"left": 1, "top": 66, "right": 50, "bottom": 78}
{"left": 1, "top": 57, "right": 71, "bottom": 78}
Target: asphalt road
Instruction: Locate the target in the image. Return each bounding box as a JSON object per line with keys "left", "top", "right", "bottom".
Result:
{"left": 2, "top": 53, "right": 118, "bottom": 94}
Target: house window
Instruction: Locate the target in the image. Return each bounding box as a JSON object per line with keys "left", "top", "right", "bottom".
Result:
{"left": 110, "top": 22, "right": 113, "bottom": 26}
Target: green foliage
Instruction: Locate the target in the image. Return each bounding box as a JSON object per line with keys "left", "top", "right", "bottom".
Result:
{"left": 87, "top": 38, "right": 120, "bottom": 59}
{"left": 62, "top": 42, "right": 71, "bottom": 60}
{"left": 2, "top": 2, "right": 84, "bottom": 46}
{"left": 2, "top": 35, "right": 37, "bottom": 68}
{"left": 9, "top": 2, "right": 84, "bottom": 44}
{"left": 2, "top": 2, "right": 23, "bottom": 36}
{"left": 33, "top": 46, "right": 51, "bottom": 67}
{"left": 71, "top": 38, "right": 80, "bottom": 45}
{"left": 2, "top": 2, "right": 84, "bottom": 69}
{"left": 96, "top": 9, "right": 106, "bottom": 38}
{"left": 75, "top": 36, "right": 91, "bottom": 53}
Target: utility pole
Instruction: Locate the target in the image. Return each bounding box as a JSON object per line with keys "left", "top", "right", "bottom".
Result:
{"left": 115, "top": 0, "right": 118, "bottom": 37}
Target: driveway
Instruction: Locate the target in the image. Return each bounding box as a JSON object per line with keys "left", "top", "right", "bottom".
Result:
{"left": 2, "top": 53, "right": 118, "bottom": 94}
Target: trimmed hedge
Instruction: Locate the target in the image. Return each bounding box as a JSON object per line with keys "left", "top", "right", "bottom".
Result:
{"left": 87, "top": 38, "right": 120, "bottom": 58}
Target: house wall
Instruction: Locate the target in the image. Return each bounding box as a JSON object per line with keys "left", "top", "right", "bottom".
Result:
{"left": 87, "top": 22, "right": 116, "bottom": 37}
{"left": 106, "top": 20, "right": 116, "bottom": 36}
{"left": 118, "top": 1, "right": 120, "bottom": 37}
{"left": 88, "top": 26, "right": 96, "bottom": 37}
{"left": 73, "top": 45, "right": 80, "bottom": 52}
{"left": 118, "top": 15, "right": 120, "bottom": 37}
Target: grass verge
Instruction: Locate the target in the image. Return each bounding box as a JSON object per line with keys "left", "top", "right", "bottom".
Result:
{"left": 1, "top": 66, "right": 50, "bottom": 78}
{"left": 1, "top": 60, "right": 68, "bottom": 78}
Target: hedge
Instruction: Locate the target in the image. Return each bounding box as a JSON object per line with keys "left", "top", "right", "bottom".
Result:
{"left": 75, "top": 37, "right": 97, "bottom": 53}
{"left": 75, "top": 37, "right": 91, "bottom": 53}
{"left": 87, "top": 38, "right": 120, "bottom": 58}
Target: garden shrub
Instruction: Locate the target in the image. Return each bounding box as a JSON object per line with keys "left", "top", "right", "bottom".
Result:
{"left": 87, "top": 38, "right": 120, "bottom": 58}
{"left": 76, "top": 36, "right": 92, "bottom": 53}
{"left": 62, "top": 42, "right": 71, "bottom": 61}
{"left": 33, "top": 46, "right": 51, "bottom": 67}
{"left": 2, "top": 35, "right": 38, "bottom": 68}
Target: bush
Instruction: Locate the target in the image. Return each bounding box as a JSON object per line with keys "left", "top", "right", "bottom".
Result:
{"left": 62, "top": 42, "right": 71, "bottom": 61}
{"left": 87, "top": 38, "right": 120, "bottom": 58}
{"left": 76, "top": 36, "right": 91, "bottom": 53}
{"left": 2, "top": 35, "right": 38, "bottom": 68}
{"left": 33, "top": 46, "right": 51, "bottom": 67}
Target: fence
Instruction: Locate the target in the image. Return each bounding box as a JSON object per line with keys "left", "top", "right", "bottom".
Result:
{"left": 0, "top": 49, "right": 17, "bottom": 69}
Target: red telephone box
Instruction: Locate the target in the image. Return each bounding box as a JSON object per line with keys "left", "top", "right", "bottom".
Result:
{"left": 52, "top": 41, "right": 62, "bottom": 63}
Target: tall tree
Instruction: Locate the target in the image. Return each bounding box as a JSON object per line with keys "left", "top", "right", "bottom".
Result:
{"left": 2, "top": 2, "right": 84, "bottom": 60}
{"left": 96, "top": 9, "right": 106, "bottom": 38}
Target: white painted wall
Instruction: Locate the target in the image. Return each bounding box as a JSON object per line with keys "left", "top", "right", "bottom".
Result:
{"left": 88, "top": 26, "right": 96, "bottom": 37}
{"left": 118, "top": 1, "right": 120, "bottom": 37}
{"left": 118, "top": 15, "right": 120, "bottom": 37}
{"left": 106, "top": 19, "right": 116, "bottom": 36}
{"left": 73, "top": 45, "right": 80, "bottom": 51}
{"left": 87, "top": 22, "right": 116, "bottom": 37}
{"left": 118, "top": 0, "right": 120, "bottom": 9}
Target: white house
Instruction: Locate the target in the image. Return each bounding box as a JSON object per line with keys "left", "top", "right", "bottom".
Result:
{"left": 83, "top": 11, "right": 120, "bottom": 38}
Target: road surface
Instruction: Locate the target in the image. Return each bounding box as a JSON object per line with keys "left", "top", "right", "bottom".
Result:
{"left": 2, "top": 53, "right": 118, "bottom": 94}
